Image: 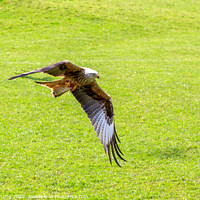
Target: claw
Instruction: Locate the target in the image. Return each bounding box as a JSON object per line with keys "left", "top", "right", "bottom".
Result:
{"left": 64, "top": 80, "right": 77, "bottom": 91}
{"left": 71, "top": 85, "right": 77, "bottom": 92}
{"left": 64, "top": 80, "right": 70, "bottom": 87}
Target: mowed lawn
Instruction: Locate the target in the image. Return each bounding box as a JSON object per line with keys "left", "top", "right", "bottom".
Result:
{"left": 0, "top": 0, "right": 199, "bottom": 199}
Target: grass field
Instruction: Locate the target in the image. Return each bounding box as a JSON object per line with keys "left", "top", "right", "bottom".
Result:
{"left": 0, "top": 0, "right": 199, "bottom": 199}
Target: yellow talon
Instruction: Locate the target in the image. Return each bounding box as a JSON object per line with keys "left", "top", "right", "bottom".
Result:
{"left": 64, "top": 80, "right": 77, "bottom": 91}
{"left": 64, "top": 80, "right": 70, "bottom": 87}
{"left": 71, "top": 85, "right": 77, "bottom": 92}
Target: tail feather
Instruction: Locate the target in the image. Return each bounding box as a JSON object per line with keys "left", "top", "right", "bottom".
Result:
{"left": 36, "top": 79, "right": 70, "bottom": 97}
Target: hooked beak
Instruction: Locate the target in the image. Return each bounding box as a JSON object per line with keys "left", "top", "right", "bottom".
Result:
{"left": 95, "top": 74, "right": 99, "bottom": 79}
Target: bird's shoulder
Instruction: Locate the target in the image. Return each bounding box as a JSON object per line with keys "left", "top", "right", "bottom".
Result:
{"left": 82, "top": 81, "right": 111, "bottom": 102}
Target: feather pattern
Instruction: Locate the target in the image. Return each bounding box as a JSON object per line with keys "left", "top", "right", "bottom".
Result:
{"left": 72, "top": 82, "right": 126, "bottom": 167}
{"left": 8, "top": 60, "right": 83, "bottom": 80}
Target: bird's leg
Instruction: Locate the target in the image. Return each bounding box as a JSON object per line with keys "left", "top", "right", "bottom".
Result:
{"left": 64, "top": 80, "right": 77, "bottom": 91}
{"left": 64, "top": 80, "right": 71, "bottom": 87}
{"left": 70, "top": 85, "right": 77, "bottom": 92}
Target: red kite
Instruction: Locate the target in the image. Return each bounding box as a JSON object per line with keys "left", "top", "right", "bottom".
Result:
{"left": 9, "top": 60, "right": 126, "bottom": 167}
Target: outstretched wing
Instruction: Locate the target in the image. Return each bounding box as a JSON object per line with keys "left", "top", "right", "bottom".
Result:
{"left": 71, "top": 81, "right": 126, "bottom": 167}
{"left": 8, "top": 60, "right": 83, "bottom": 80}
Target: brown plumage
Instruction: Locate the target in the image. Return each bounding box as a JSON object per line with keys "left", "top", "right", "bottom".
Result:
{"left": 9, "top": 60, "right": 126, "bottom": 167}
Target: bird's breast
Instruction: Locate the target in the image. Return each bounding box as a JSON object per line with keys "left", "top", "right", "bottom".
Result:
{"left": 65, "top": 73, "right": 92, "bottom": 87}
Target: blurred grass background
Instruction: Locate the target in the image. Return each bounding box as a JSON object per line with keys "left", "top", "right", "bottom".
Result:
{"left": 0, "top": 0, "right": 199, "bottom": 199}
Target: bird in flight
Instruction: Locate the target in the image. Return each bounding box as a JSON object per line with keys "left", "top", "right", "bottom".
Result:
{"left": 9, "top": 60, "right": 126, "bottom": 167}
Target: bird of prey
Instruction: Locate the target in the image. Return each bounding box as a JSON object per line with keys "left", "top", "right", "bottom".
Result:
{"left": 9, "top": 60, "right": 126, "bottom": 167}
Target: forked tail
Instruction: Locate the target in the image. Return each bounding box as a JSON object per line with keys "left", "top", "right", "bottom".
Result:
{"left": 36, "top": 79, "right": 70, "bottom": 97}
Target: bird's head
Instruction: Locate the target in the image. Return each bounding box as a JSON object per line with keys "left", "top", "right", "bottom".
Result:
{"left": 83, "top": 67, "right": 99, "bottom": 79}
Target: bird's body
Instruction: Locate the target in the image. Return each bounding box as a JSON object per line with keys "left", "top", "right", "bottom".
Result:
{"left": 9, "top": 60, "right": 126, "bottom": 167}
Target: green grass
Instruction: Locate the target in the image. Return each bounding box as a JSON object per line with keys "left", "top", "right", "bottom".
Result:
{"left": 0, "top": 0, "right": 199, "bottom": 199}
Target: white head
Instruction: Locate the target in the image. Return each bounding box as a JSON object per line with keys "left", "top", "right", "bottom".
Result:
{"left": 83, "top": 67, "right": 99, "bottom": 79}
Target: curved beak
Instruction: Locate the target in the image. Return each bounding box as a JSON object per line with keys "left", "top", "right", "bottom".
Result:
{"left": 95, "top": 74, "right": 99, "bottom": 79}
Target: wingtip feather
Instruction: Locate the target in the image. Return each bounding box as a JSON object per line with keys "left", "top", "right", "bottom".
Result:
{"left": 111, "top": 141, "right": 122, "bottom": 168}
{"left": 107, "top": 144, "right": 112, "bottom": 166}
